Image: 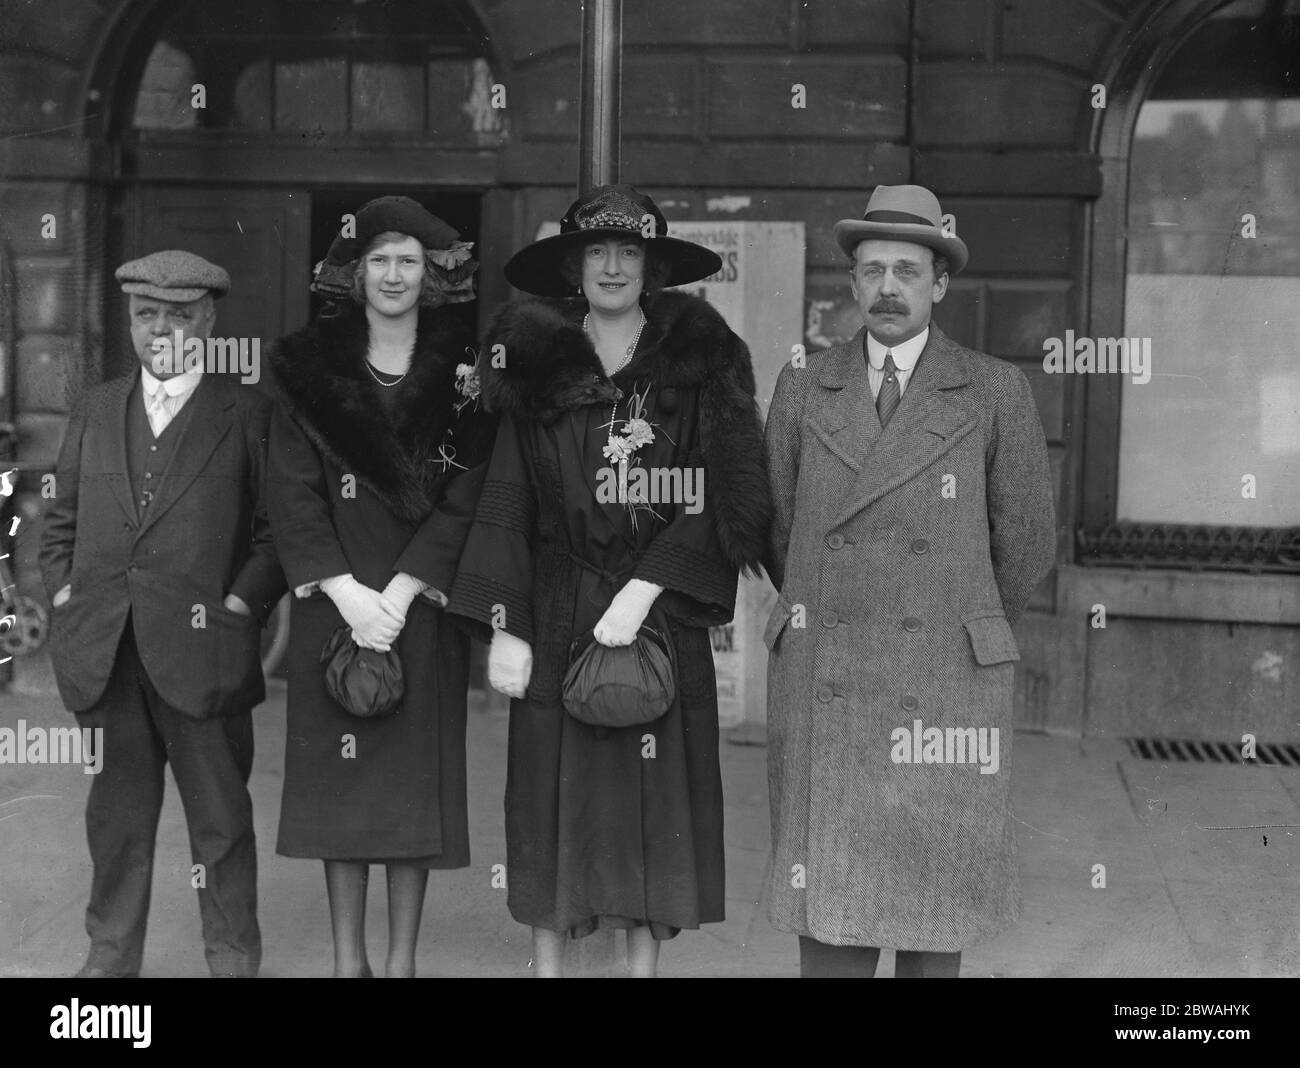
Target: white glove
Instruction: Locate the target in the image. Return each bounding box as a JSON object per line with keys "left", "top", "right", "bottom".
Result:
{"left": 321, "top": 574, "right": 403, "bottom": 652}
{"left": 593, "top": 578, "right": 663, "bottom": 647}
{"left": 488, "top": 629, "right": 533, "bottom": 699}
{"left": 381, "top": 572, "right": 429, "bottom": 621}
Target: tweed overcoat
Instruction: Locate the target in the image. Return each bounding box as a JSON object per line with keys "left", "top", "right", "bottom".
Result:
{"left": 763, "top": 323, "right": 1056, "bottom": 953}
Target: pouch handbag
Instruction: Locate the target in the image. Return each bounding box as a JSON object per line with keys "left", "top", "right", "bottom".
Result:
{"left": 320, "top": 625, "right": 404, "bottom": 719}
{"left": 561, "top": 626, "right": 676, "bottom": 728}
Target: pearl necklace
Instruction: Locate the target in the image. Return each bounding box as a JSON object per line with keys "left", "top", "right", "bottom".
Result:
{"left": 365, "top": 360, "right": 408, "bottom": 387}
{"left": 585, "top": 311, "right": 647, "bottom": 439}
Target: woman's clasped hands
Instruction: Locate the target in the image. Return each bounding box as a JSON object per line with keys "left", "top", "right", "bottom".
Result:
{"left": 320, "top": 574, "right": 405, "bottom": 651}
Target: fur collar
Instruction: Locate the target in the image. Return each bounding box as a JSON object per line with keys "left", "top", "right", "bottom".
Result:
{"left": 481, "top": 291, "right": 755, "bottom": 421}
{"left": 481, "top": 290, "right": 771, "bottom": 576}
{"left": 269, "top": 303, "right": 473, "bottom": 521}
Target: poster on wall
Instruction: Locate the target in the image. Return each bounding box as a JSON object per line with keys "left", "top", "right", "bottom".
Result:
{"left": 671, "top": 221, "right": 805, "bottom": 729}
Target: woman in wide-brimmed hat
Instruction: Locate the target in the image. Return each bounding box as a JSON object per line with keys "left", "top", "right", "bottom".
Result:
{"left": 266, "top": 196, "right": 496, "bottom": 977}
{"left": 447, "top": 183, "right": 772, "bottom": 976}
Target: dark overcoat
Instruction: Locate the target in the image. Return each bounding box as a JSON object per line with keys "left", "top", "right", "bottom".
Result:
{"left": 267, "top": 304, "right": 496, "bottom": 865}
{"left": 763, "top": 323, "right": 1056, "bottom": 952}
{"left": 38, "top": 371, "right": 285, "bottom": 718}
{"left": 447, "top": 291, "right": 772, "bottom": 935}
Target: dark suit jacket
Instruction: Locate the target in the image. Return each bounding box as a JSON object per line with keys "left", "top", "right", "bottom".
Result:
{"left": 38, "top": 370, "right": 285, "bottom": 717}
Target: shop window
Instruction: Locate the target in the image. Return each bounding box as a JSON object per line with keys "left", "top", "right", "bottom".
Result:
{"left": 1082, "top": 0, "right": 1300, "bottom": 570}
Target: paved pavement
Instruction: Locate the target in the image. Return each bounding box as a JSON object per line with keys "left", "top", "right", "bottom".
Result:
{"left": 2, "top": 684, "right": 1297, "bottom": 978}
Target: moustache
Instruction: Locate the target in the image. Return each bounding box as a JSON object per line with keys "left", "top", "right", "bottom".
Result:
{"left": 870, "top": 301, "right": 909, "bottom": 315}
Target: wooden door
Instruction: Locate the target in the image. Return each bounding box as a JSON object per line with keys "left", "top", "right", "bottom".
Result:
{"left": 109, "top": 186, "right": 312, "bottom": 386}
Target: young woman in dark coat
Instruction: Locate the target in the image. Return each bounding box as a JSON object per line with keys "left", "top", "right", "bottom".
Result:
{"left": 447, "top": 184, "right": 772, "bottom": 977}
{"left": 266, "top": 197, "right": 495, "bottom": 977}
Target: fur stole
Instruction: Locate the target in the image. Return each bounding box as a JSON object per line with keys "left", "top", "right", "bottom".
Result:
{"left": 269, "top": 303, "right": 488, "bottom": 522}
{"left": 481, "top": 291, "right": 772, "bottom": 575}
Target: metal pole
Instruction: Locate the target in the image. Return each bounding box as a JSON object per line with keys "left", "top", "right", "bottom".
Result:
{"left": 577, "top": 0, "right": 622, "bottom": 193}
{"left": 567, "top": 0, "right": 624, "bottom": 977}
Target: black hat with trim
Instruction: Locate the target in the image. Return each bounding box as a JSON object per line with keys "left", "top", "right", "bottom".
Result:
{"left": 504, "top": 184, "right": 722, "bottom": 298}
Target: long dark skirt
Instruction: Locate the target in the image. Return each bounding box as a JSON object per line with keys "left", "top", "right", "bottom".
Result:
{"left": 276, "top": 593, "right": 470, "bottom": 868}
{"left": 506, "top": 598, "right": 725, "bottom": 938}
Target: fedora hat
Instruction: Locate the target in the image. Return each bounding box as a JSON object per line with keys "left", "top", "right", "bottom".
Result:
{"left": 833, "top": 184, "right": 968, "bottom": 275}
{"left": 504, "top": 184, "right": 723, "bottom": 298}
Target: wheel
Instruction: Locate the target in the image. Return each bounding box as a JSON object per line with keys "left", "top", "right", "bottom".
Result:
{"left": 0, "top": 595, "right": 50, "bottom": 656}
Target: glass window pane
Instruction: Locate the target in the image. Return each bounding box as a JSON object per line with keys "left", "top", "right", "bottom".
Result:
{"left": 1118, "top": 0, "right": 1300, "bottom": 528}
{"left": 1118, "top": 274, "right": 1300, "bottom": 525}
{"left": 132, "top": 41, "right": 199, "bottom": 130}
{"left": 352, "top": 60, "right": 425, "bottom": 132}
{"left": 275, "top": 57, "right": 348, "bottom": 132}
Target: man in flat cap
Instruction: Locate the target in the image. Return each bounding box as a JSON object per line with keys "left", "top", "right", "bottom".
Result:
{"left": 39, "top": 249, "right": 285, "bottom": 977}
{"left": 763, "top": 185, "right": 1056, "bottom": 977}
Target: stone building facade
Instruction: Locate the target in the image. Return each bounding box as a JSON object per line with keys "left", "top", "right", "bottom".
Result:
{"left": 1, "top": 0, "right": 1296, "bottom": 743}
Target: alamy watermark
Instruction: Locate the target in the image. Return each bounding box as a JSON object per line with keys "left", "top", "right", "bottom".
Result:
{"left": 150, "top": 330, "right": 261, "bottom": 384}
{"left": 890, "top": 719, "right": 1000, "bottom": 775}
{"left": 595, "top": 465, "right": 704, "bottom": 515}
{"left": 1042, "top": 330, "right": 1151, "bottom": 385}
{"left": 0, "top": 721, "right": 104, "bottom": 774}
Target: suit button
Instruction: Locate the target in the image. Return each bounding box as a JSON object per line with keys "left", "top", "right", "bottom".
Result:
{"left": 128, "top": 564, "right": 138, "bottom": 572}
{"left": 817, "top": 686, "right": 834, "bottom": 703}
{"left": 901, "top": 694, "right": 919, "bottom": 712}
{"left": 821, "top": 612, "right": 839, "bottom": 628}
{"left": 144, "top": 472, "right": 153, "bottom": 480}
{"left": 149, "top": 445, "right": 158, "bottom": 452}
{"left": 903, "top": 617, "right": 922, "bottom": 632}
{"left": 911, "top": 538, "right": 930, "bottom": 554}
{"left": 826, "top": 534, "right": 845, "bottom": 550}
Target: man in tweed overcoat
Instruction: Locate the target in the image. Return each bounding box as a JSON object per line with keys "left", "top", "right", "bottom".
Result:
{"left": 763, "top": 185, "right": 1056, "bottom": 977}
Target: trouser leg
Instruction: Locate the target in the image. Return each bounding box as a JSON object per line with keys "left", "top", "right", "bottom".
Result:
{"left": 149, "top": 684, "right": 260, "bottom": 977}
{"left": 76, "top": 632, "right": 167, "bottom": 975}
{"left": 895, "top": 949, "right": 962, "bottom": 978}
{"left": 798, "top": 936, "right": 881, "bottom": 978}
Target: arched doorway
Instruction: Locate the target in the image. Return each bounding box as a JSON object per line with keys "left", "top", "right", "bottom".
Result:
{"left": 90, "top": 0, "right": 506, "bottom": 381}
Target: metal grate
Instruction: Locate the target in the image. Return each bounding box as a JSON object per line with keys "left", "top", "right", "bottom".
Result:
{"left": 1124, "top": 737, "right": 1300, "bottom": 768}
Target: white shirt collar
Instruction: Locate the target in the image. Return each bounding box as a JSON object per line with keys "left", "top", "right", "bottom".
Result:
{"left": 141, "top": 364, "right": 203, "bottom": 399}
{"left": 864, "top": 325, "right": 930, "bottom": 372}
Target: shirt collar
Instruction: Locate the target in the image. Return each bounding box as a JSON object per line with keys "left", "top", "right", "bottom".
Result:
{"left": 141, "top": 364, "right": 203, "bottom": 399}
{"left": 864, "top": 325, "right": 930, "bottom": 372}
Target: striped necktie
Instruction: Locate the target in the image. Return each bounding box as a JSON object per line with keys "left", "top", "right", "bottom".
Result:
{"left": 877, "top": 351, "right": 901, "bottom": 427}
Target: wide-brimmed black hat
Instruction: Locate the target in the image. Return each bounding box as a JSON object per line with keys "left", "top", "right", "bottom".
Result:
{"left": 504, "top": 184, "right": 722, "bottom": 298}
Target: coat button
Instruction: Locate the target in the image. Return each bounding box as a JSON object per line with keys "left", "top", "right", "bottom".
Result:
{"left": 826, "top": 533, "right": 845, "bottom": 550}
{"left": 128, "top": 564, "right": 138, "bottom": 572}
{"left": 903, "top": 617, "right": 922, "bottom": 632}
{"left": 901, "top": 694, "right": 919, "bottom": 711}
{"left": 820, "top": 612, "right": 839, "bottom": 628}
{"left": 911, "top": 538, "right": 930, "bottom": 554}
{"left": 817, "top": 686, "right": 834, "bottom": 703}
